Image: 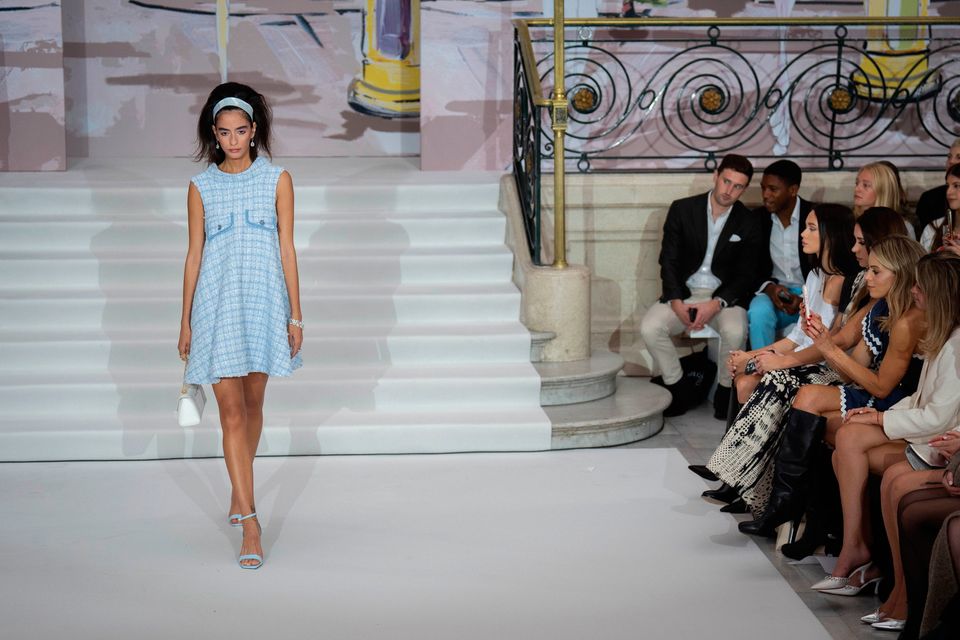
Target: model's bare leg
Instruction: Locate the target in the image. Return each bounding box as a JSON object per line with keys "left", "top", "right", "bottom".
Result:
{"left": 213, "top": 377, "right": 261, "bottom": 567}
{"left": 230, "top": 373, "right": 269, "bottom": 522}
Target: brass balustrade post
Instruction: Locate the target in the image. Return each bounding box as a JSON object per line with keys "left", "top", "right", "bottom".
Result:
{"left": 551, "top": 0, "right": 568, "bottom": 269}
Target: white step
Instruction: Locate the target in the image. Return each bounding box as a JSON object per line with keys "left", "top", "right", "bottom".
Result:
{"left": 0, "top": 211, "right": 508, "bottom": 251}
{"left": 0, "top": 363, "right": 543, "bottom": 415}
{"left": 0, "top": 284, "right": 522, "bottom": 329}
{"left": 1, "top": 182, "right": 502, "bottom": 217}
{"left": 0, "top": 407, "right": 551, "bottom": 461}
{"left": 0, "top": 159, "right": 551, "bottom": 460}
{"left": 0, "top": 323, "right": 535, "bottom": 369}
{"left": 0, "top": 249, "right": 515, "bottom": 290}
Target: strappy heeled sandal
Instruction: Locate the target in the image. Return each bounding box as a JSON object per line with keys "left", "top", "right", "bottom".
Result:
{"left": 236, "top": 512, "right": 263, "bottom": 570}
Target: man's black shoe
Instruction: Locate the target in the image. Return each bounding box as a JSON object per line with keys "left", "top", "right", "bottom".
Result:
{"left": 662, "top": 379, "right": 689, "bottom": 417}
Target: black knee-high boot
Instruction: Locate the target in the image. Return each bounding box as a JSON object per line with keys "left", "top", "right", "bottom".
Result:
{"left": 739, "top": 408, "right": 826, "bottom": 537}
{"left": 780, "top": 441, "right": 841, "bottom": 559}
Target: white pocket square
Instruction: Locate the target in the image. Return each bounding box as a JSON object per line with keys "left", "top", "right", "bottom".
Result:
{"left": 729, "top": 234, "right": 742, "bottom": 242}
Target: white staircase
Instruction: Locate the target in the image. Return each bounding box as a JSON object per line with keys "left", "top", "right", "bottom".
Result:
{"left": 0, "top": 159, "right": 552, "bottom": 461}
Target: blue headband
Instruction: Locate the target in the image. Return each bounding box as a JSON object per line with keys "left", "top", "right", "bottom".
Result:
{"left": 212, "top": 97, "right": 254, "bottom": 121}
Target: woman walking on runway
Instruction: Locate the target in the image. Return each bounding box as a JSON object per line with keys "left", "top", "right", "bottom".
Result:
{"left": 178, "top": 82, "right": 303, "bottom": 569}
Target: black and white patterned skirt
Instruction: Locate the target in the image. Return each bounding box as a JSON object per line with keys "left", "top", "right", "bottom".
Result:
{"left": 707, "top": 364, "right": 841, "bottom": 515}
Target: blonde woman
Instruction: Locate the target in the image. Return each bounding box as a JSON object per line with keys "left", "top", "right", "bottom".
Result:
{"left": 853, "top": 162, "right": 903, "bottom": 217}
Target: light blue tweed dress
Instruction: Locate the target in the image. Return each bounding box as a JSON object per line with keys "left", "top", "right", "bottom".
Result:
{"left": 185, "top": 157, "right": 302, "bottom": 384}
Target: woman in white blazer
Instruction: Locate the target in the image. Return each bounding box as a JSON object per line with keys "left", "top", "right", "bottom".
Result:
{"left": 810, "top": 252, "right": 960, "bottom": 629}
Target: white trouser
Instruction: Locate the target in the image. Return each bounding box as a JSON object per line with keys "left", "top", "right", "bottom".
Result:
{"left": 639, "top": 289, "right": 747, "bottom": 387}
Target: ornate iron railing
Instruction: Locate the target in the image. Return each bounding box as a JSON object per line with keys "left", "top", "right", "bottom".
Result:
{"left": 512, "top": 16, "right": 960, "bottom": 262}
{"left": 513, "top": 22, "right": 547, "bottom": 265}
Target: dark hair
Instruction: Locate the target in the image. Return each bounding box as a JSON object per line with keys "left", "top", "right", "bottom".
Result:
{"left": 930, "top": 164, "right": 960, "bottom": 249}
{"left": 763, "top": 159, "right": 802, "bottom": 187}
{"left": 716, "top": 154, "right": 754, "bottom": 182}
{"left": 857, "top": 206, "right": 909, "bottom": 249}
{"left": 194, "top": 82, "right": 273, "bottom": 164}
{"left": 809, "top": 203, "right": 859, "bottom": 276}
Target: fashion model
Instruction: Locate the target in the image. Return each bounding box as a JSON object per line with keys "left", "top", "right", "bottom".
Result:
{"left": 178, "top": 82, "right": 303, "bottom": 569}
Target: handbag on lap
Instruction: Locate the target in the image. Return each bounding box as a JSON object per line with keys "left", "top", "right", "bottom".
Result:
{"left": 177, "top": 360, "right": 206, "bottom": 427}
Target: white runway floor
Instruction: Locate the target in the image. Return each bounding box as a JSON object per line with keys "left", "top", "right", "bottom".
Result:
{"left": 1, "top": 449, "right": 829, "bottom": 640}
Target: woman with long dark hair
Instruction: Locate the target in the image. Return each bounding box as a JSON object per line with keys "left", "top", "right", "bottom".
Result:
{"left": 178, "top": 82, "right": 303, "bottom": 569}
{"left": 920, "top": 163, "right": 960, "bottom": 254}
{"left": 705, "top": 205, "right": 859, "bottom": 509}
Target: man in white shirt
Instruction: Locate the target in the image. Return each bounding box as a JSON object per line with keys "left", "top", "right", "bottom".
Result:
{"left": 640, "top": 154, "right": 765, "bottom": 418}
{"left": 749, "top": 160, "right": 813, "bottom": 351}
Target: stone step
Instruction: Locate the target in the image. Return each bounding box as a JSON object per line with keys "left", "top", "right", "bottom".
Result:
{"left": 546, "top": 376, "right": 671, "bottom": 449}
{"left": 535, "top": 349, "right": 624, "bottom": 406}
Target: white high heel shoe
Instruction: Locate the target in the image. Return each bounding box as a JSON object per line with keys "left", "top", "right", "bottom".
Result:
{"left": 860, "top": 609, "right": 885, "bottom": 624}
{"left": 811, "top": 561, "right": 880, "bottom": 595}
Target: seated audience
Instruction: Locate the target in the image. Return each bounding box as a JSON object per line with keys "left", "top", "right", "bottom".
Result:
{"left": 825, "top": 253, "right": 960, "bottom": 629}
{"left": 809, "top": 253, "right": 960, "bottom": 609}
{"left": 640, "top": 154, "right": 763, "bottom": 419}
{"left": 693, "top": 209, "right": 908, "bottom": 508}
{"left": 736, "top": 236, "right": 927, "bottom": 536}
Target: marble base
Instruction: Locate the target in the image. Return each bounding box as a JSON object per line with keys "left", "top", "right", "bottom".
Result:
{"left": 535, "top": 349, "right": 623, "bottom": 406}
{"left": 547, "top": 376, "right": 671, "bottom": 449}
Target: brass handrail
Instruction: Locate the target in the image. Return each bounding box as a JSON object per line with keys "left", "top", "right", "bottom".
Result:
{"left": 515, "top": 22, "right": 549, "bottom": 108}
{"left": 549, "top": 1, "right": 567, "bottom": 269}
{"left": 519, "top": 16, "right": 960, "bottom": 27}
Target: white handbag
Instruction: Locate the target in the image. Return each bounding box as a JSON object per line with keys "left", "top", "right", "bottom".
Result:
{"left": 177, "top": 360, "right": 206, "bottom": 427}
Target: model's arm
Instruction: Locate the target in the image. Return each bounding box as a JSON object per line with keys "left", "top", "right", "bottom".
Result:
{"left": 815, "top": 310, "right": 924, "bottom": 398}
{"left": 178, "top": 183, "right": 205, "bottom": 359}
{"left": 276, "top": 170, "right": 303, "bottom": 358}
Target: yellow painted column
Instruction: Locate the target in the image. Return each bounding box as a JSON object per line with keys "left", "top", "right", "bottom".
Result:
{"left": 855, "top": 0, "right": 932, "bottom": 100}
{"left": 348, "top": 0, "right": 420, "bottom": 118}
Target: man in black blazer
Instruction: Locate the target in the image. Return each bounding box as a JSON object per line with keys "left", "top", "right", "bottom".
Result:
{"left": 915, "top": 138, "right": 960, "bottom": 230}
{"left": 748, "top": 160, "right": 814, "bottom": 353}
{"left": 640, "top": 154, "right": 764, "bottom": 418}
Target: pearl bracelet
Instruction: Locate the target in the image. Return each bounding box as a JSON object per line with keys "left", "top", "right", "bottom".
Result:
{"left": 288, "top": 318, "right": 304, "bottom": 329}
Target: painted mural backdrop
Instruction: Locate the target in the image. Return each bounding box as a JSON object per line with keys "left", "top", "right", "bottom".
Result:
{"left": 1, "top": 0, "right": 955, "bottom": 170}
{"left": 0, "top": 1, "right": 65, "bottom": 170}
{"left": 422, "top": 0, "right": 957, "bottom": 171}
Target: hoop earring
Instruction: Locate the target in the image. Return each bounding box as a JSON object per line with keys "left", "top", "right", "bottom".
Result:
{"left": 250, "top": 140, "right": 255, "bottom": 147}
